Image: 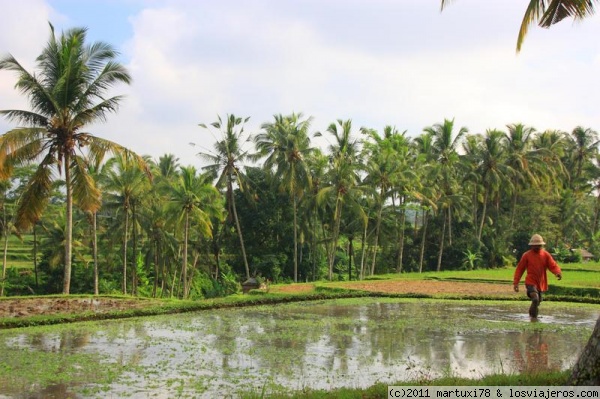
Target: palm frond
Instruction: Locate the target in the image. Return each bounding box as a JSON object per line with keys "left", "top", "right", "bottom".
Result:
{"left": 0, "top": 128, "right": 47, "bottom": 178}
{"left": 540, "top": 0, "right": 596, "bottom": 27}
{"left": 72, "top": 155, "right": 102, "bottom": 213}
{"left": 84, "top": 135, "right": 152, "bottom": 180}
{"left": 14, "top": 156, "right": 55, "bottom": 230}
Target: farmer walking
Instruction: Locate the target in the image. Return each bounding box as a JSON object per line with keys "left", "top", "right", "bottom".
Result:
{"left": 513, "top": 234, "right": 562, "bottom": 318}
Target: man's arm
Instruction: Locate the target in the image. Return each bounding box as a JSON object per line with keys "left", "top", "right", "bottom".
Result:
{"left": 546, "top": 252, "right": 562, "bottom": 279}
{"left": 513, "top": 253, "right": 527, "bottom": 291}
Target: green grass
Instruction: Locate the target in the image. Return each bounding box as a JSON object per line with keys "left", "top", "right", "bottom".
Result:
{"left": 240, "top": 371, "right": 572, "bottom": 399}
{"left": 1, "top": 234, "right": 39, "bottom": 269}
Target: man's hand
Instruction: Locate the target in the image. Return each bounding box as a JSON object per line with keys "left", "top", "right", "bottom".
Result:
{"left": 557, "top": 273, "right": 562, "bottom": 280}
{"left": 513, "top": 284, "right": 519, "bottom": 292}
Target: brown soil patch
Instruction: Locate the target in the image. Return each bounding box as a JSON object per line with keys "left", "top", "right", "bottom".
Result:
{"left": 0, "top": 297, "right": 157, "bottom": 318}
{"left": 276, "top": 279, "right": 517, "bottom": 297}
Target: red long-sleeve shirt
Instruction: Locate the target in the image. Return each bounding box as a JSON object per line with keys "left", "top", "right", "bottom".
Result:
{"left": 513, "top": 249, "right": 562, "bottom": 292}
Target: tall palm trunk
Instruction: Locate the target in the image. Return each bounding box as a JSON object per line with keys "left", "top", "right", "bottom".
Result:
{"left": 64, "top": 155, "right": 73, "bottom": 295}
{"left": 122, "top": 207, "right": 129, "bottom": 295}
{"left": 593, "top": 193, "right": 600, "bottom": 235}
{"left": 568, "top": 316, "right": 600, "bottom": 385}
{"left": 348, "top": 236, "right": 354, "bottom": 281}
{"left": 510, "top": 191, "right": 518, "bottom": 228}
{"left": 436, "top": 209, "right": 447, "bottom": 272}
{"left": 131, "top": 202, "right": 138, "bottom": 296}
{"left": 33, "top": 223, "right": 38, "bottom": 288}
{"left": 229, "top": 181, "right": 250, "bottom": 279}
{"left": 448, "top": 206, "right": 452, "bottom": 246}
{"left": 1, "top": 200, "right": 7, "bottom": 296}
{"left": 152, "top": 239, "right": 159, "bottom": 298}
{"left": 293, "top": 195, "right": 298, "bottom": 282}
{"left": 419, "top": 210, "right": 429, "bottom": 273}
{"left": 370, "top": 195, "right": 384, "bottom": 276}
{"left": 92, "top": 212, "right": 99, "bottom": 295}
{"left": 182, "top": 210, "right": 189, "bottom": 298}
{"left": 478, "top": 190, "right": 489, "bottom": 241}
{"left": 328, "top": 196, "right": 343, "bottom": 280}
{"left": 1, "top": 219, "right": 7, "bottom": 297}
{"left": 360, "top": 221, "right": 368, "bottom": 280}
{"left": 396, "top": 204, "right": 406, "bottom": 273}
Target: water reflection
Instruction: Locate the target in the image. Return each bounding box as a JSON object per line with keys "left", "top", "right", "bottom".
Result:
{"left": 0, "top": 299, "right": 597, "bottom": 399}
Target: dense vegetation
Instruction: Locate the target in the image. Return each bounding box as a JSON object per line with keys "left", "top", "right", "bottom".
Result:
{"left": 1, "top": 114, "right": 598, "bottom": 299}
{"left": 0, "top": 20, "right": 599, "bottom": 300}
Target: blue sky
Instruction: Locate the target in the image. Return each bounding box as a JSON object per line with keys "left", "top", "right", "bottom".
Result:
{"left": 1, "top": 0, "right": 599, "bottom": 167}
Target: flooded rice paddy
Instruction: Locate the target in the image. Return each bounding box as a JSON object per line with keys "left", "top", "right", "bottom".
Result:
{"left": 0, "top": 298, "right": 598, "bottom": 398}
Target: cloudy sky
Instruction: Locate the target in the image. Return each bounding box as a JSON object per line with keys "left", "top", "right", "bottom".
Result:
{"left": 0, "top": 0, "right": 599, "bottom": 167}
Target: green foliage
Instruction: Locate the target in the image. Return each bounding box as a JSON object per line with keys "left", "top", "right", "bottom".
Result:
{"left": 189, "top": 270, "right": 241, "bottom": 299}
{"left": 551, "top": 245, "right": 582, "bottom": 263}
{"left": 252, "top": 254, "right": 287, "bottom": 282}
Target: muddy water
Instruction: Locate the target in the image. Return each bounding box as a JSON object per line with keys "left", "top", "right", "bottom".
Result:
{"left": 0, "top": 298, "right": 597, "bottom": 398}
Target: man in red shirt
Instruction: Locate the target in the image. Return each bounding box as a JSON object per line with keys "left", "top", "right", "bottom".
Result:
{"left": 513, "top": 234, "right": 562, "bottom": 318}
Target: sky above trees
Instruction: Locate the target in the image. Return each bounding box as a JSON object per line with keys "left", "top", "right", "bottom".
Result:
{"left": 0, "top": 0, "right": 599, "bottom": 166}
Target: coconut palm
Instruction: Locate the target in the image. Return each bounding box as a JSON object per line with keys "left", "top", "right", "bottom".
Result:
{"left": 532, "top": 129, "right": 569, "bottom": 192}
{"left": 504, "top": 123, "right": 539, "bottom": 227}
{"left": 255, "top": 113, "right": 313, "bottom": 282}
{"left": 0, "top": 23, "right": 147, "bottom": 294}
{"left": 301, "top": 148, "right": 329, "bottom": 281}
{"left": 167, "top": 166, "right": 221, "bottom": 298}
{"left": 441, "top": 0, "right": 599, "bottom": 51}
{"left": 471, "top": 129, "right": 513, "bottom": 241}
{"left": 102, "top": 154, "right": 151, "bottom": 295}
{"left": 197, "top": 115, "right": 252, "bottom": 280}
{"left": 566, "top": 126, "right": 599, "bottom": 191}
{"left": 316, "top": 119, "right": 366, "bottom": 280}
{"left": 424, "top": 118, "right": 467, "bottom": 270}
{"left": 361, "top": 126, "right": 417, "bottom": 274}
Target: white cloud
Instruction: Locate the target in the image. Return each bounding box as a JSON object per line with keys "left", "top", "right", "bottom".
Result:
{"left": 1, "top": 0, "right": 599, "bottom": 169}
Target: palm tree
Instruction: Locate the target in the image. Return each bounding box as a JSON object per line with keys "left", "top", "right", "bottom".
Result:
{"left": 504, "top": 123, "right": 538, "bottom": 227}
{"left": 471, "top": 129, "right": 513, "bottom": 241}
{"left": 441, "top": 0, "right": 599, "bottom": 51}
{"left": 316, "top": 119, "right": 366, "bottom": 280}
{"left": 0, "top": 179, "right": 14, "bottom": 296}
{"left": 102, "top": 154, "right": 150, "bottom": 295}
{"left": 168, "top": 166, "right": 221, "bottom": 298}
{"left": 360, "top": 126, "right": 416, "bottom": 275}
{"left": 532, "top": 129, "right": 569, "bottom": 192}
{"left": 197, "top": 115, "right": 252, "bottom": 280}
{"left": 566, "top": 126, "right": 599, "bottom": 191}
{"left": 0, "top": 23, "right": 147, "bottom": 294}
{"left": 423, "top": 118, "right": 467, "bottom": 270}
{"left": 255, "top": 113, "right": 313, "bottom": 282}
{"left": 302, "top": 148, "right": 329, "bottom": 281}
